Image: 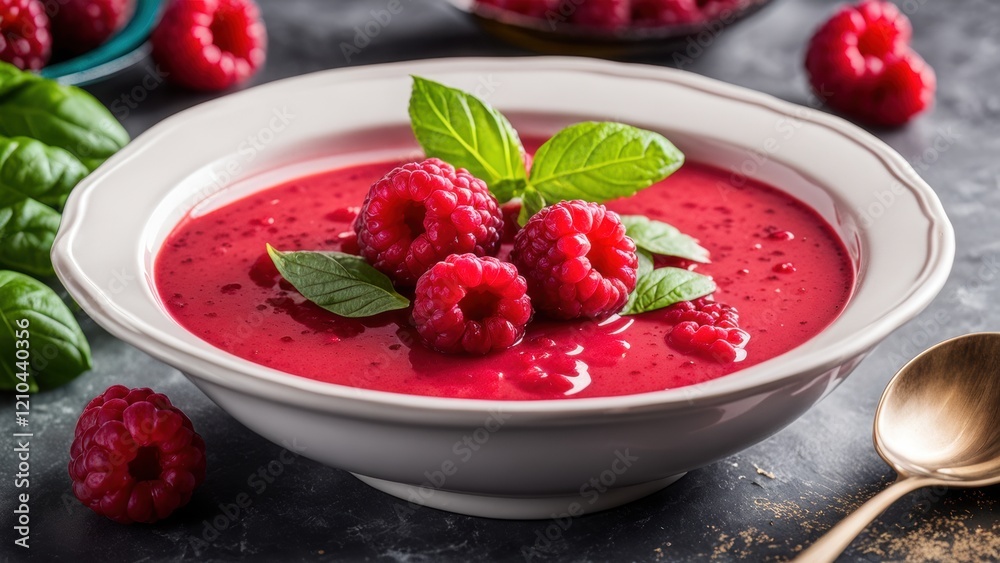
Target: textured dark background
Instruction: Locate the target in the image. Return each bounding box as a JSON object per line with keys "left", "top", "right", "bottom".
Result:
{"left": 4, "top": 0, "right": 1000, "bottom": 560}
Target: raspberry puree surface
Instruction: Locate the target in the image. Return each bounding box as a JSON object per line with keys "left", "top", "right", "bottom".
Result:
{"left": 155, "top": 153, "right": 854, "bottom": 400}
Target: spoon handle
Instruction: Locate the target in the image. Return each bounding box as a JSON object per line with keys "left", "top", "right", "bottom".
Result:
{"left": 793, "top": 476, "right": 931, "bottom": 563}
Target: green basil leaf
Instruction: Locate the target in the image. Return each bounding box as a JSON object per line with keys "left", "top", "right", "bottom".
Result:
{"left": 0, "top": 62, "right": 129, "bottom": 170}
{"left": 267, "top": 245, "right": 410, "bottom": 318}
{"left": 529, "top": 122, "right": 684, "bottom": 204}
{"left": 621, "top": 267, "right": 716, "bottom": 315}
{"left": 0, "top": 62, "right": 42, "bottom": 97}
{"left": 0, "top": 187, "right": 60, "bottom": 277}
{"left": 636, "top": 249, "right": 654, "bottom": 279}
{"left": 620, "top": 215, "right": 710, "bottom": 263}
{"left": 409, "top": 76, "right": 526, "bottom": 201}
{"left": 0, "top": 270, "right": 92, "bottom": 391}
{"left": 517, "top": 186, "right": 546, "bottom": 226}
{"left": 0, "top": 136, "right": 89, "bottom": 210}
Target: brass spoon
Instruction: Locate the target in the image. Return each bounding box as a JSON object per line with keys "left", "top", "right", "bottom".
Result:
{"left": 796, "top": 332, "right": 1000, "bottom": 562}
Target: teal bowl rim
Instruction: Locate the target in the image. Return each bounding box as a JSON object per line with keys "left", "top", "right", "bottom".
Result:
{"left": 40, "top": 0, "right": 164, "bottom": 85}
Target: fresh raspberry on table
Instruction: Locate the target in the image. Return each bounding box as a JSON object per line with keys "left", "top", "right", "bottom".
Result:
{"left": 661, "top": 298, "right": 749, "bottom": 363}
{"left": 570, "top": 0, "right": 631, "bottom": 29}
{"left": 355, "top": 159, "right": 504, "bottom": 287}
{"left": 69, "top": 385, "right": 206, "bottom": 524}
{"left": 151, "top": 0, "right": 267, "bottom": 91}
{"left": 510, "top": 200, "right": 638, "bottom": 320}
{"left": 412, "top": 254, "right": 532, "bottom": 355}
{"left": 0, "top": 0, "right": 51, "bottom": 70}
{"left": 805, "top": 0, "right": 935, "bottom": 127}
{"left": 49, "top": 0, "right": 135, "bottom": 56}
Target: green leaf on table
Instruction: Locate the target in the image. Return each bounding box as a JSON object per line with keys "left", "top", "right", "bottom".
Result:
{"left": 409, "top": 76, "right": 526, "bottom": 202}
{"left": 267, "top": 245, "right": 410, "bottom": 318}
{"left": 0, "top": 187, "right": 60, "bottom": 277}
{"left": 0, "top": 136, "right": 89, "bottom": 210}
{"left": 0, "top": 61, "right": 129, "bottom": 171}
{"left": 0, "top": 270, "right": 92, "bottom": 391}
{"left": 620, "top": 215, "right": 710, "bottom": 263}
{"left": 621, "top": 267, "right": 716, "bottom": 316}
{"left": 529, "top": 122, "right": 684, "bottom": 204}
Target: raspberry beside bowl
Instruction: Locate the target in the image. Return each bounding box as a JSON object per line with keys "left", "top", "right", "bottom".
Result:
{"left": 52, "top": 58, "right": 953, "bottom": 518}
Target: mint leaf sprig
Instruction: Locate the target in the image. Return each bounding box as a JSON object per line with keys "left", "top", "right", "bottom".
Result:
{"left": 408, "top": 76, "right": 712, "bottom": 316}
{"left": 529, "top": 121, "right": 684, "bottom": 210}
{"left": 409, "top": 76, "right": 528, "bottom": 200}
{"left": 408, "top": 77, "right": 684, "bottom": 225}
{"left": 270, "top": 77, "right": 715, "bottom": 321}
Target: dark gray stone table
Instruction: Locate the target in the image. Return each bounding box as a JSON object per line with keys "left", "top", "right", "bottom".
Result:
{"left": 6, "top": 0, "right": 1000, "bottom": 560}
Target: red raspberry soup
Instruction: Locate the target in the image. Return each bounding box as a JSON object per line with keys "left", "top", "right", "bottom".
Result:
{"left": 155, "top": 152, "right": 854, "bottom": 400}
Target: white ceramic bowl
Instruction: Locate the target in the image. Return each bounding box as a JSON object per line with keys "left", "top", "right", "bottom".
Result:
{"left": 52, "top": 58, "right": 954, "bottom": 519}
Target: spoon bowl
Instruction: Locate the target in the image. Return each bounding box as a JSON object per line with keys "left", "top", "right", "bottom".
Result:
{"left": 798, "top": 332, "right": 1000, "bottom": 562}
{"left": 876, "top": 332, "right": 1000, "bottom": 484}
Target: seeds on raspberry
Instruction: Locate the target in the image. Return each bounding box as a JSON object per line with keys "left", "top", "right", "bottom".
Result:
{"left": 509, "top": 336, "right": 583, "bottom": 394}
{"left": 707, "top": 339, "right": 738, "bottom": 363}
{"left": 661, "top": 298, "right": 749, "bottom": 364}
{"left": 865, "top": 51, "right": 936, "bottom": 127}
{"left": 151, "top": 0, "right": 267, "bottom": 91}
{"left": 0, "top": 0, "right": 51, "bottom": 70}
{"left": 355, "top": 159, "right": 504, "bottom": 287}
{"left": 691, "top": 325, "right": 725, "bottom": 346}
{"left": 854, "top": 0, "right": 911, "bottom": 54}
{"left": 669, "top": 321, "right": 697, "bottom": 347}
{"left": 69, "top": 385, "right": 206, "bottom": 524}
{"left": 413, "top": 254, "right": 532, "bottom": 355}
{"left": 511, "top": 200, "right": 637, "bottom": 320}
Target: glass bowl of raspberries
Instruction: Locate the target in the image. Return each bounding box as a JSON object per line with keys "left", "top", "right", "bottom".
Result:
{"left": 448, "top": 0, "right": 775, "bottom": 54}
{"left": 0, "top": 0, "right": 163, "bottom": 85}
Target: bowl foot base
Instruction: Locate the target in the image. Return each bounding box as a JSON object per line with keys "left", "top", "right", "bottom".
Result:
{"left": 351, "top": 473, "right": 686, "bottom": 519}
